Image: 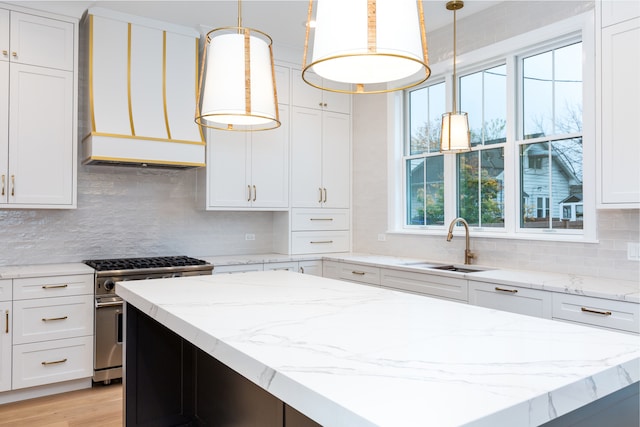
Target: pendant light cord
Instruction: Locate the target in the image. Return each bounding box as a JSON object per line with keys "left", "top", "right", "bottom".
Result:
{"left": 452, "top": 8, "right": 457, "bottom": 114}
{"left": 237, "top": 0, "right": 242, "bottom": 28}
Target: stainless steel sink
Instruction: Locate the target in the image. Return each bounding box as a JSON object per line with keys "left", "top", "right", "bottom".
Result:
{"left": 429, "top": 265, "right": 490, "bottom": 273}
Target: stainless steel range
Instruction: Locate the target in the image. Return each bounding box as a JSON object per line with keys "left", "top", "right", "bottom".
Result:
{"left": 84, "top": 256, "right": 213, "bottom": 384}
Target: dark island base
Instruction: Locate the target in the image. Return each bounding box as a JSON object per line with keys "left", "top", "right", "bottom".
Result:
{"left": 124, "top": 304, "right": 320, "bottom": 427}
{"left": 124, "top": 303, "right": 638, "bottom": 427}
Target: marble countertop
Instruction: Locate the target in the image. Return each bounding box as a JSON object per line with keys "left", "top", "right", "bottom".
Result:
{"left": 116, "top": 271, "right": 640, "bottom": 427}
{"left": 202, "top": 252, "right": 639, "bottom": 303}
{"left": 0, "top": 262, "right": 94, "bottom": 279}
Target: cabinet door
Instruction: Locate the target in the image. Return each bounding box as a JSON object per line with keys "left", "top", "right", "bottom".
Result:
{"left": 0, "top": 61, "right": 7, "bottom": 205}
{"left": 469, "top": 281, "right": 552, "bottom": 319}
{"left": 321, "top": 112, "right": 350, "bottom": 208}
{"left": 298, "top": 260, "right": 322, "bottom": 276}
{"left": 0, "top": 300, "right": 10, "bottom": 392}
{"left": 8, "top": 64, "right": 73, "bottom": 206}
{"left": 291, "top": 107, "right": 323, "bottom": 207}
{"left": 602, "top": 1, "right": 640, "bottom": 27}
{"left": 250, "top": 105, "right": 289, "bottom": 208}
{"left": 0, "top": 9, "right": 8, "bottom": 62}
{"left": 10, "top": 12, "right": 74, "bottom": 71}
{"left": 207, "top": 130, "right": 250, "bottom": 208}
{"left": 600, "top": 17, "right": 640, "bottom": 205}
{"left": 291, "top": 69, "right": 351, "bottom": 113}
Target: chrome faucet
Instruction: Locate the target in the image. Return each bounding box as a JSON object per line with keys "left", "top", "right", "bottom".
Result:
{"left": 446, "top": 217, "right": 475, "bottom": 265}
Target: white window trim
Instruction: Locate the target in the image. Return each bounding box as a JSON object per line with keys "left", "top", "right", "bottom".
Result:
{"left": 387, "top": 11, "right": 597, "bottom": 243}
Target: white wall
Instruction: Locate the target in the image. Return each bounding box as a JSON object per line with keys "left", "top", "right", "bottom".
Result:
{"left": 352, "top": 0, "right": 640, "bottom": 282}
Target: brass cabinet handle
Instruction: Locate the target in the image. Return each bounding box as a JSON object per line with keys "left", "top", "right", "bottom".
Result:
{"left": 318, "top": 187, "right": 323, "bottom": 203}
{"left": 42, "top": 284, "right": 68, "bottom": 289}
{"left": 351, "top": 271, "right": 366, "bottom": 276}
{"left": 310, "top": 218, "right": 333, "bottom": 221}
{"left": 4, "top": 310, "right": 8, "bottom": 334}
{"left": 323, "top": 188, "right": 327, "bottom": 203}
{"left": 2, "top": 50, "right": 7, "bottom": 56}
{"left": 1, "top": 175, "right": 4, "bottom": 196}
{"left": 253, "top": 185, "right": 256, "bottom": 202}
{"left": 42, "top": 316, "right": 68, "bottom": 322}
{"left": 247, "top": 185, "right": 252, "bottom": 202}
{"left": 310, "top": 240, "right": 333, "bottom": 244}
{"left": 42, "top": 358, "right": 68, "bottom": 366}
{"left": 581, "top": 307, "right": 612, "bottom": 316}
{"left": 11, "top": 175, "right": 14, "bottom": 197}
{"left": 12, "top": 51, "right": 17, "bottom": 57}
{"left": 299, "top": 266, "right": 305, "bottom": 274}
{"left": 495, "top": 287, "right": 518, "bottom": 293}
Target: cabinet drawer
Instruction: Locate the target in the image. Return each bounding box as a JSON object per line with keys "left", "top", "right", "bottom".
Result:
{"left": 552, "top": 293, "right": 639, "bottom": 333}
{"left": 13, "top": 295, "right": 94, "bottom": 344}
{"left": 291, "top": 209, "right": 349, "bottom": 231}
{"left": 291, "top": 231, "right": 349, "bottom": 254}
{"left": 0, "top": 279, "right": 11, "bottom": 302}
{"left": 213, "top": 264, "right": 264, "bottom": 274}
{"left": 13, "top": 274, "right": 93, "bottom": 300}
{"left": 381, "top": 269, "right": 468, "bottom": 302}
{"left": 336, "top": 263, "right": 380, "bottom": 286}
{"left": 264, "top": 262, "right": 298, "bottom": 272}
{"left": 469, "top": 281, "right": 552, "bottom": 319}
{"left": 12, "top": 335, "right": 93, "bottom": 390}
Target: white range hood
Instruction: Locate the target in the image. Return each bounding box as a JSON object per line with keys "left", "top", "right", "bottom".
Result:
{"left": 82, "top": 8, "right": 205, "bottom": 169}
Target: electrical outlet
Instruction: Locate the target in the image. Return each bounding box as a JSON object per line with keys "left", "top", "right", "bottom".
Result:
{"left": 245, "top": 233, "right": 255, "bottom": 241}
{"left": 627, "top": 242, "right": 640, "bottom": 261}
{"left": 377, "top": 234, "right": 386, "bottom": 241}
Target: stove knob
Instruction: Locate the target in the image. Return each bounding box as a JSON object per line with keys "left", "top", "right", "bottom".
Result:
{"left": 104, "top": 279, "right": 115, "bottom": 291}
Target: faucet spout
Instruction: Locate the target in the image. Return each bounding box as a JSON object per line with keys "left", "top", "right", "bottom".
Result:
{"left": 446, "top": 217, "right": 475, "bottom": 265}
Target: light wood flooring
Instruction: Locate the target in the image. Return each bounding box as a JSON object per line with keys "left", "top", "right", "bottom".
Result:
{"left": 0, "top": 383, "right": 122, "bottom": 427}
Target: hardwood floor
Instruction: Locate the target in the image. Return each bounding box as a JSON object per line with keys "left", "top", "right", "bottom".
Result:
{"left": 0, "top": 383, "right": 122, "bottom": 427}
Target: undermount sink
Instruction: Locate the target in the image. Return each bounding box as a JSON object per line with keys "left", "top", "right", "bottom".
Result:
{"left": 429, "top": 265, "right": 490, "bottom": 273}
{"left": 401, "top": 262, "right": 491, "bottom": 274}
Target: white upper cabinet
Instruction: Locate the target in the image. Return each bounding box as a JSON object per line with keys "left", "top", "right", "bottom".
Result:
{"left": 0, "top": 6, "right": 77, "bottom": 209}
{"left": 8, "top": 11, "right": 74, "bottom": 71}
{"left": 597, "top": 1, "right": 640, "bottom": 207}
{"left": 291, "top": 107, "right": 350, "bottom": 209}
{"left": 292, "top": 69, "right": 350, "bottom": 114}
{"left": 206, "top": 104, "right": 289, "bottom": 210}
{"left": 0, "top": 9, "right": 8, "bottom": 62}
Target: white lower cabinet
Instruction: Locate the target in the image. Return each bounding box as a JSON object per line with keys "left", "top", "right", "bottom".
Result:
{"left": 3, "top": 272, "right": 94, "bottom": 393}
{"left": 0, "top": 299, "right": 11, "bottom": 392}
{"left": 297, "top": 260, "right": 322, "bottom": 276}
{"left": 12, "top": 335, "right": 92, "bottom": 390}
{"left": 468, "top": 281, "right": 552, "bottom": 319}
{"left": 263, "top": 262, "right": 298, "bottom": 272}
{"left": 381, "top": 269, "right": 468, "bottom": 302}
{"left": 323, "top": 261, "right": 380, "bottom": 286}
{"left": 212, "top": 264, "right": 264, "bottom": 274}
{"left": 552, "top": 293, "right": 639, "bottom": 334}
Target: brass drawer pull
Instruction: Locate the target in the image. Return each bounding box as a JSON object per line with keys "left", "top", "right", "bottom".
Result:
{"left": 42, "top": 316, "right": 68, "bottom": 322}
{"left": 581, "top": 307, "right": 612, "bottom": 316}
{"left": 12, "top": 51, "right": 17, "bottom": 57}
{"left": 318, "top": 187, "right": 323, "bottom": 203}
{"left": 247, "top": 185, "right": 251, "bottom": 202}
{"left": 42, "top": 284, "right": 68, "bottom": 289}
{"left": 495, "top": 287, "right": 518, "bottom": 293}
{"left": 351, "top": 271, "right": 366, "bottom": 276}
{"left": 4, "top": 310, "right": 8, "bottom": 334}
{"left": 42, "top": 358, "right": 68, "bottom": 366}
{"left": 252, "top": 185, "right": 256, "bottom": 202}
{"left": 310, "top": 218, "right": 333, "bottom": 221}
{"left": 2, "top": 50, "right": 7, "bottom": 56}
{"left": 322, "top": 188, "right": 327, "bottom": 203}
{"left": 310, "top": 240, "right": 333, "bottom": 244}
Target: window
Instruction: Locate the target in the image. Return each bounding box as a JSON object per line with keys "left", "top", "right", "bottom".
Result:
{"left": 399, "top": 14, "right": 592, "bottom": 241}
{"left": 405, "top": 82, "right": 446, "bottom": 226}
{"left": 519, "top": 42, "right": 583, "bottom": 231}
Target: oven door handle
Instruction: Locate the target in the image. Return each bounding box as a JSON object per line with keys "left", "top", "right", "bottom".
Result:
{"left": 95, "top": 300, "right": 124, "bottom": 308}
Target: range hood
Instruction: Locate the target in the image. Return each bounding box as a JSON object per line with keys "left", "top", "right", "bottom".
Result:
{"left": 82, "top": 9, "right": 205, "bottom": 169}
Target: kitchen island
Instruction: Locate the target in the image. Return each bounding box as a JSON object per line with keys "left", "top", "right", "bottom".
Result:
{"left": 116, "top": 271, "right": 639, "bottom": 427}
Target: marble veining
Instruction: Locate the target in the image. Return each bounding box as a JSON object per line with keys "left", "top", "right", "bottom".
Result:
{"left": 116, "top": 271, "right": 640, "bottom": 427}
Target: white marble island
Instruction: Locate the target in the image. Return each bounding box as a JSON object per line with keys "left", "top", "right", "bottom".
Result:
{"left": 117, "top": 271, "right": 640, "bottom": 427}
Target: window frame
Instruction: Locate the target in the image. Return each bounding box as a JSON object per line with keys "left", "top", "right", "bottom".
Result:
{"left": 390, "top": 11, "right": 596, "bottom": 243}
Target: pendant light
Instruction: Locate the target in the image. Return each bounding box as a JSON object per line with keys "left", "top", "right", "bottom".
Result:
{"left": 302, "top": 0, "right": 431, "bottom": 94}
{"left": 195, "top": 0, "right": 280, "bottom": 131}
{"left": 440, "top": 0, "right": 470, "bottom": 152}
